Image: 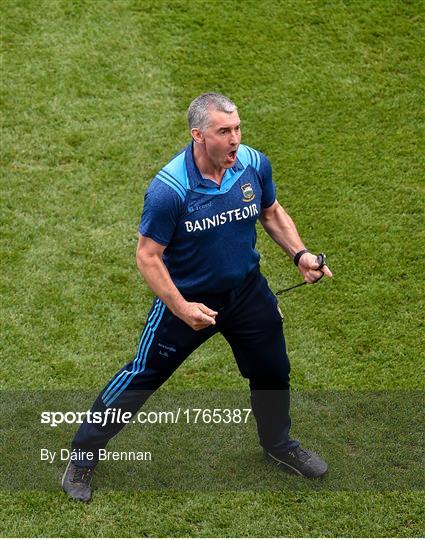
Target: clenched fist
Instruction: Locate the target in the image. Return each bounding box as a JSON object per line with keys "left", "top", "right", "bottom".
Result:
{"left": 176, "top": 301, "right": 218, "bottom": 331}
{"left": 298, "top": 252, "right": 333, "bottom": 284}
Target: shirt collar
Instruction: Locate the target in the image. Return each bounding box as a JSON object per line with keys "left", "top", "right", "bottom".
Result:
{"left": 185, "top": 141, "right": 244, "bottom": 189}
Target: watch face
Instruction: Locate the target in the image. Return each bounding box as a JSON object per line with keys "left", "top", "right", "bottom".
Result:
{"left": 317, "top": 254, "right": 326, "bottom": 268}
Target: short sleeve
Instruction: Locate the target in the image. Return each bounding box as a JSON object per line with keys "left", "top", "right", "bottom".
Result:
{"left": 138, "top": 177, "right": 184, "bottom": 246}
{"left": 258, "top": 152, "right": 276, "bottom": 209}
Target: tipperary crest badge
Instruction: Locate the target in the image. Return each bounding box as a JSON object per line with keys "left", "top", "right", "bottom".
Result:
{"left": 241, "top": 183, "right": 255, "bottom": 202}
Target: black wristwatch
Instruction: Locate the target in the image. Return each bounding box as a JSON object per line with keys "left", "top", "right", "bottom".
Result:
{"left": 293, "top": 249, "right": 310, "bottom": 266}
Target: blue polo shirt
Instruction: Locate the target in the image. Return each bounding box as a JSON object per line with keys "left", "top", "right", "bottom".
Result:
{"left": 139, "top": 142, "right": 276, "bottom": 294}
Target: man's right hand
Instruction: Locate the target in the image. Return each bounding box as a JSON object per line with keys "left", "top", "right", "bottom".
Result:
{"left": 175, "top": 301, "right": 218, "bottom": 331}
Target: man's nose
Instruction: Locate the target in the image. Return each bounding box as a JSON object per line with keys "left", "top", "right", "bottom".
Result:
{"left": 229, "top": 130, "right": 239, "bottom": 145}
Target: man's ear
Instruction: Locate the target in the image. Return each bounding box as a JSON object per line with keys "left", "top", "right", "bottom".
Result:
{"left": 191, "top": 127, "right": 204, "bottom": 144}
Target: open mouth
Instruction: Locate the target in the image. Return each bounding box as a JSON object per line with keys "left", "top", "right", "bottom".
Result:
{"left": 228, "top": 149, "right": 237, "bottom": 161}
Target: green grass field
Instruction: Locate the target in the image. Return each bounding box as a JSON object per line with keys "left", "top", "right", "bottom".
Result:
{"left": 1, "top": 0, "right": 424, "bottom": 536}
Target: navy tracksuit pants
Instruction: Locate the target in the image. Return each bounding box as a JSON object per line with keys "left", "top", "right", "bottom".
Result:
{"left": 72, "top": 266, "right": 298, "bottom": 467}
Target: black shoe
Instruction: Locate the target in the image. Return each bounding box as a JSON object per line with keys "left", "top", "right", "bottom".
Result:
{"left": 62, "top": 460, "right": 94, "bottom": 502}
{"left": 264, "top": 446, "right": 328, "bottom": 478}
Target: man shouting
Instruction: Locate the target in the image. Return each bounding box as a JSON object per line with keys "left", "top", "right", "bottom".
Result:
{"left": 63, "top": 92, "right": 332, "bottom": 502}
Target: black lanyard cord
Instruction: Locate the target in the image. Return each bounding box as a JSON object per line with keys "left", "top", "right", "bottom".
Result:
{"left": 275, "top": 253, "right": 327, "bottom": 296}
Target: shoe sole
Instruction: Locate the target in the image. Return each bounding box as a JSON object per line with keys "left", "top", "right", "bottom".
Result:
{"left": 61, "top": 460, "right": 71, "bottom": 489}
{"left": 264, "top": 451, "right": 304, "bottom": 476}
{"left": 264, "top": 450, "right": 328, "bottom": 479}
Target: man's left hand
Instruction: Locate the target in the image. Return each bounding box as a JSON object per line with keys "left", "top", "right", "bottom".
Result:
{"left": 298, "top": 252, "right": 333, "bottom": 284}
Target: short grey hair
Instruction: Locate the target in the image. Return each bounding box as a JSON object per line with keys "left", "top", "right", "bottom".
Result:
{"left": 187, "top": 93, "right": 237, "bottom": 132}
